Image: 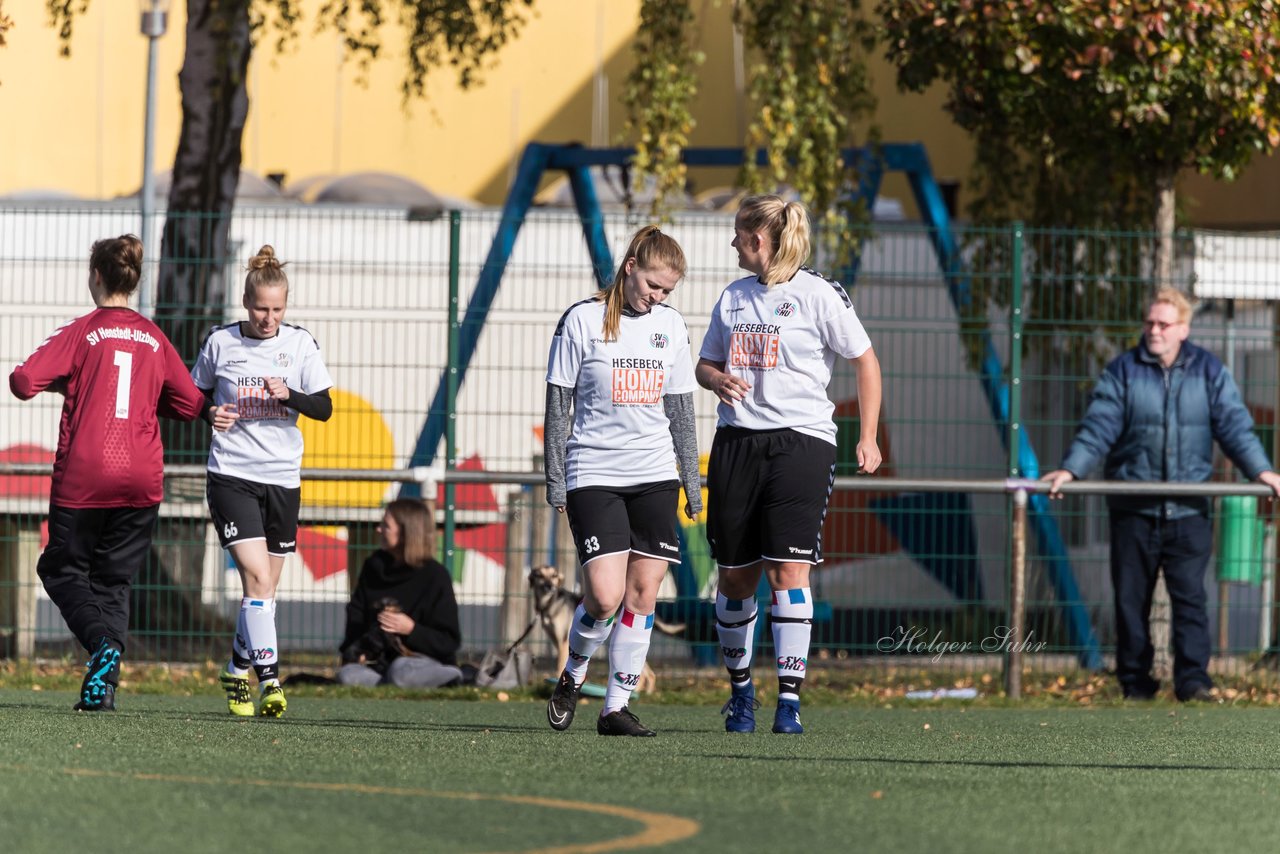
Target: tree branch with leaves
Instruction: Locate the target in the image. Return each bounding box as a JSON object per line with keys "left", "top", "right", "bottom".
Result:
{"left": 621, "top": 0, "right": 703, "bottom": 216}
{"left": 624, "top": 0, "right": 878, "bottom": 259}
{"left": 319, "top": 0, "right": 533, "bottom": 101}
{"left": 879, "top": 0, "right": 1280, "bottom": 366}
{"left": 735, "top": 0, "right": 876, "bottom": 219}
{"left": 0, "top": 2, "right": 12, "bottom": 51}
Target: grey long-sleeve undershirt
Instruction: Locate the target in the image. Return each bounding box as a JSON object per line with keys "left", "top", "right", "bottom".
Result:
{"left": 664, "top": 392, "right": 702, "bottom": 516}
{"left": 544, "top": 384, "right": 572, "bottom": 508}
{"left": 542, "top": 384, "right": 702, "bottom": 515}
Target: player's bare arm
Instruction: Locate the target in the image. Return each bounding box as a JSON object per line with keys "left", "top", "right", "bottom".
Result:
{"left": 851, "top": 347, "right": 883, "bottom": 474}
{"left": 696, "top": 357, "right": 749, "bottom": 405}
{"left": 210, "top": 403, "right": 239, "bottom": 433}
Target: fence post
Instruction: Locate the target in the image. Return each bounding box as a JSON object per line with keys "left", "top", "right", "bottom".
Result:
{"left": 502, "top": 489, "right": 533, "bottom": 648}
{"left": 1270, "top": 301, "right": 1280, "bottom": 654}
{"left": 1006, "top": 487, "right": 1028, "bottom": 699}
{"left": 0, "top": 518, "right": 39, "bottom": 660}
{"left": 1004, "top": 223, "right": 1026, "bottom": 699}
{"left": 1008, "top": 222, "right": 1024, "bottom": 478}
{"left": 443, "top": 211, "right": 461, "bottom": 579}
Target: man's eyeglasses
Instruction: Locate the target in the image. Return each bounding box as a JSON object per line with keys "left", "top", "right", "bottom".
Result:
{"left": 1143, "top": 319, "right": 1179, "bottom": 332}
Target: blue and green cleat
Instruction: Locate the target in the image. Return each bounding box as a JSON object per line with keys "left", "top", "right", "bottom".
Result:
{"left": 74, "top": 637, "right": 121, "bottom": 712}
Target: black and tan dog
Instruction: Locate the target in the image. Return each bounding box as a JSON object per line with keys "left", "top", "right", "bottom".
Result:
{"left": 341, "top": 597, "right": 411, "bottom": 670}
{"left": 527, "top": 564, "right": 580, "bottom": 675}
{"left": 527, "top": 564, "right": 683, "bottom": 694}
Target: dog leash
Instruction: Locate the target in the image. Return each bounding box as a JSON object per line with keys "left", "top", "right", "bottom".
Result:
{"left": 479, "top": 616, "right": 540, "bottom": 682}
{"left": 504, "top": 616, "right": 539, "bottom": 655}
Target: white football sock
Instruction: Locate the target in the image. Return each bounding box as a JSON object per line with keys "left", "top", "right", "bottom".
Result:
{"left": 715, "top": 592, "right": 758, "bottom": 686}
{"left": 564, "top": 604, "right": 614, "bottom": 687}
{"left": 604, "top": 608, "right": 654, "bottom": 714}
{"left": 771, "top": 587, "right": 813, "bottom": 701}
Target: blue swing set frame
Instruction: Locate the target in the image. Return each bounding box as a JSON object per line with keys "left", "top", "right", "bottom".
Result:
{"left": 403, "top": 141, "right": 1103, "bottom": 669}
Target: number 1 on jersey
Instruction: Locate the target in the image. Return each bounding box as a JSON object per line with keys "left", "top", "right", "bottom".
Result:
{"left": 113, "top": 349, "right": 132, "bottom": 419}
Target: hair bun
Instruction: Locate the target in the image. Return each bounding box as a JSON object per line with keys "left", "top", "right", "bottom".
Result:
{"left": 248, "top": 245, "right": 280, "bottom": 271}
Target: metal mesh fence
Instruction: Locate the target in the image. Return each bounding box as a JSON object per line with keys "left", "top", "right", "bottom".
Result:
{"left": 2, "top": 205, "right": 1279, "bottom": 688}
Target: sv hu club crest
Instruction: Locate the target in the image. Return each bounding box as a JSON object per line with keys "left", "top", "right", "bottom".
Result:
{"left": 649, "top": 333, "right": 669, "bottom": 348}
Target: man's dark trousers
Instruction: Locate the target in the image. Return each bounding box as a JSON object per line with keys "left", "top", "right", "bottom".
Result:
{"left": 1109, "top": 511, "right": 1214, "bottom": 700}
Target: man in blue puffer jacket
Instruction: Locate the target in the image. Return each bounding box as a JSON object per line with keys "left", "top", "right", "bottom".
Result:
{"left": 1044, "top": 287, "right": 1280, "bottom": 701}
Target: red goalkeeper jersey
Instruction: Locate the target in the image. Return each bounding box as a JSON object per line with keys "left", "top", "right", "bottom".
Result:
{"left": 10, "top": 306, "right": 204, "bottom": 508}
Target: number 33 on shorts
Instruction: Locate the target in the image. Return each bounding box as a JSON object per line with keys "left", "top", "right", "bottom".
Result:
{"left": 583, "top": 535, "right": 600, "bottom": 554}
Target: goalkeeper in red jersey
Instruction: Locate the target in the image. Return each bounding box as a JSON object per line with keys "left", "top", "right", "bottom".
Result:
{"left": 9, "top": 234, "right": 204, "bottom": 711}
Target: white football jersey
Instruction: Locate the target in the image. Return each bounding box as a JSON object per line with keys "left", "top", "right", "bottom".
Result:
{"left": 699, "top": 267, "right": 872, "bottom": 444}
{"left": 192, "top": 321, "right": 335, "bottom": 487}
{"left": 547, "top": 298, "right": 696, "bottom": 490}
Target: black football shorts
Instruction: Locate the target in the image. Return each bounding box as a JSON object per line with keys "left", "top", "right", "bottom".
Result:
{"left": 705, "top": 426, "right": 836, "bottom": 568}
{"left": 206, "top": 471, "right": 301, "bottom": 555}
{"left": 564, "top": 480, "right": 682, "bottom": 567}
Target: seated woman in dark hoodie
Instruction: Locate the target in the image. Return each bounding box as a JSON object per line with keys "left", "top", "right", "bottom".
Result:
{"left": 338, "top": 498, "right": 462, "bottom": 688}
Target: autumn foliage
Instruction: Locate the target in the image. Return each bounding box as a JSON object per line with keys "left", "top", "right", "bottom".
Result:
{"left": 879, "top": 0, "right": 1280, "bottom": 227}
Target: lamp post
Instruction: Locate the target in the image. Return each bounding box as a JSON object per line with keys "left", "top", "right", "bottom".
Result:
{"left": 138, "top": 0, "right": 170, "bottom": 319}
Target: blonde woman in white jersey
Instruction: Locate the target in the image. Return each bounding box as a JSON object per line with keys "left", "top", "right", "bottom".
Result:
{"left": 543, "top": 225, "right": 701, "bottom": 737}
{"left": 697, "top": 196, "right": 882, "bottom": 735}
{"left": 192, "top": 245, "right": 335, "bottom": 717}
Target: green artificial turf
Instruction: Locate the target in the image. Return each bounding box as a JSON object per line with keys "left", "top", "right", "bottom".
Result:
{"left": 3, "top": 689, "right": 1279, "bottom": 853}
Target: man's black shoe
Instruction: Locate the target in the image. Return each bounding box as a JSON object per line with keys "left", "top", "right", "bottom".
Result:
{"left": 1180, "top": 686, "right": 1219, "bottom": 703}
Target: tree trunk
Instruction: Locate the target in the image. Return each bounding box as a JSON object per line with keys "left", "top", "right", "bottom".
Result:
{"left": 1152, "top": 168, "right": 1176, "bottom": 288}
{"left": 157, "top": 0, "right": 252, "bottom": 467}
{"left": 146, "top": 0, "right": 252, "bottom": 643}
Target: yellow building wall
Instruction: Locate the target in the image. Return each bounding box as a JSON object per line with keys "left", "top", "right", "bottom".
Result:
{"left": 0, "top": 0, "right": 649, "bottom": 202}
{"left": 0, "top": 0, "right": 1274, "bottom": 226}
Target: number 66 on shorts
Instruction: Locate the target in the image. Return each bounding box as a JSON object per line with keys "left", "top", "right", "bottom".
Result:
{"left": 206, "top": 471, "right": 301, "bottom": 554}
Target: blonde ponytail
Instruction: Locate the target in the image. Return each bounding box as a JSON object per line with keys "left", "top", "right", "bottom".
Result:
{"left": 737, "top": 195, "right": 812, "bottom": 286}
